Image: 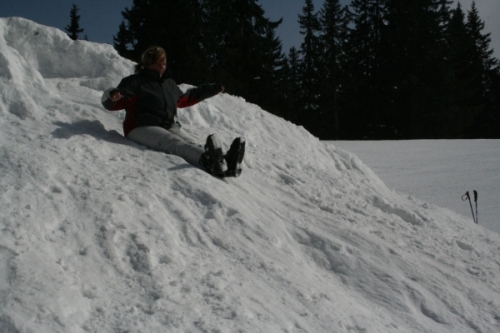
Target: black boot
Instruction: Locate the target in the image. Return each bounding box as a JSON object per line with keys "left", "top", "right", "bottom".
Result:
{"left": 224, "top": 137, "right": 245, "bottom": 177}
{"left": 199, "top": 134, "right": 228, "bottom": 176}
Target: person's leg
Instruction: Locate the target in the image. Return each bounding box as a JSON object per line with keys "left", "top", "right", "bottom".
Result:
{"left": 127, "top": 126, "right": 204, "bottom": 167}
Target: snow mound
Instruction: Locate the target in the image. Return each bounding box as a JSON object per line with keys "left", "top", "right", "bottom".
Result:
{"left": 1, "top": 17, "right": 500, "bottom": 333}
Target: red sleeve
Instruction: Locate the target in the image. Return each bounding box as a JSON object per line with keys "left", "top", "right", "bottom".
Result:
{"left": 177, "top": 94, "right": 201, "bottom": 108}
{"left": 176, "top": 83, "right": 222, "bottom": 108}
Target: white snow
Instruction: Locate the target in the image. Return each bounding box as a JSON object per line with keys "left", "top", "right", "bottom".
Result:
{"left": 1, "top": 17, "right": 500, "bottom": 333}
{"left": 334, "top": 140, "right": 500, "bottom": 235}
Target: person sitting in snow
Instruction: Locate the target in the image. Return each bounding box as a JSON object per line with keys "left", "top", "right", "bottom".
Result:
{"left": 101, "top": 46, "right": 245, "bottom": 177}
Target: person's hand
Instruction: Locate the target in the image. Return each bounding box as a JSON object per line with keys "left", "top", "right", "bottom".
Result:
{"left": 110, "top": 91, "right": 123, "bottom": 102}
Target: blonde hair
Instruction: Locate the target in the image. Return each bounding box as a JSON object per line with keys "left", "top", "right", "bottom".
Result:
{"left": 135, "top": 46, "right": 167, "bottom": 73}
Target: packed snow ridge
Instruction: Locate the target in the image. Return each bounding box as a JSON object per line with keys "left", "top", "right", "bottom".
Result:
{"left": 0, "top": 17, "right": 499, "bottom": 333}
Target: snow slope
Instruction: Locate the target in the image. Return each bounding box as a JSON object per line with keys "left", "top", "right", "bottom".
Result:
{"left": 1, "top": 17, "right": 500, "bottom": 333}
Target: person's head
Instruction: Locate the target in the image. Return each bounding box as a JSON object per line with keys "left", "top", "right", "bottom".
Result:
{"left": 135, "top": 46, "right": 167, "bottom": 76}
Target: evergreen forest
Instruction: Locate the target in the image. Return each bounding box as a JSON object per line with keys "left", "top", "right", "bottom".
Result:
{"left": 112, "top": 0, "right": 500, "bottom": 140}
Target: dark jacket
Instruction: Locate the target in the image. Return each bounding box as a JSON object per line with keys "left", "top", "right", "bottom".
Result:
{"left": 102, "top": 69, "right": 222, "bottom": 136}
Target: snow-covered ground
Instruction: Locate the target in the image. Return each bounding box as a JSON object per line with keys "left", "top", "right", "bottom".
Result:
{"left": 1, "top": 17, "right": 500, "bottom": 333}
{"left": 334, "top": 140, "right": 500, "bottom": 235}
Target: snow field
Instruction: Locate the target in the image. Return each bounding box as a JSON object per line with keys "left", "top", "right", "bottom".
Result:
{"left": 334, "top": 139, "right": 500, "bottom": 234}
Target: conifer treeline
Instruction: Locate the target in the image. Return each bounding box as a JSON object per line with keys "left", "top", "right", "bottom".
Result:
{"left": 113, "top": 0, "right": 500, "bottom": 140}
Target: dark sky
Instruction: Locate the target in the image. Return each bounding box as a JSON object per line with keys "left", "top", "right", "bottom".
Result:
{"left": 0, "top": 0, "right": 498, "bottom": 58}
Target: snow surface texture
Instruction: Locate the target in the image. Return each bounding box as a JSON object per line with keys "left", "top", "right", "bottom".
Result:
{"left": 334, "top": 141, "right": 500, "bottom": 235}
{"left": 1, "top": 17, "right": 500, "bottom": 333}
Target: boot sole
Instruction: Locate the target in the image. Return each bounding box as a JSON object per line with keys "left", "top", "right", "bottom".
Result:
{"left": 206, "top": 134, "right": 228, "bottom": 176}
{"left": 226, "top": 137, "right": 245, "bottom": 177}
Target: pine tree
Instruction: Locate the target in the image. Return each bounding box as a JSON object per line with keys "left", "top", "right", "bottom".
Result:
{"left": 297, "top": 0, "right": 322, "bottom": 133}
{"left": 465, "top": 1, "right": 500, "bottom": 137}
{"left": 381, "top": 0, "right": 449, "bottom": 138}
{"left": 445, "top": 2, "right": 477, "bottom": 137}
{"left": 344, "top": 0, "right": 387, "bottom": 139}
{"left": 113, "top": 21, "right": 131, "bottom": 58}
{"left": 65, "top": 4, "right": 84, "bottom": 41}
{"left": 317, "top": 0, "right": 350, "bottom": 139}
{"left": 427, "top": 0, "right": 464, "bottom": 138}
{"left": 256, "top": 24, "right": 288, "bottom": 115}
{"left": 201, "top": 0, "right": 285, "bottom": 112}
{"left": 487, "top": 68, "right": 500, "bottom": 138}
{"left": 283, "top": 47, "right": 303, "bottom": 123}
{"left": 466, "top": 2, "right": 499, "bottom": 98}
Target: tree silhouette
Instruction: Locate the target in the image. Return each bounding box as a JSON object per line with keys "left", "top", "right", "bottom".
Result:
{"left": 65, "top": 4, "right": 84, "bottom": 41}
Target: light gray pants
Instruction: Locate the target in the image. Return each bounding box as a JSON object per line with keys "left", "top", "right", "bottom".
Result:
{"left": 127, "top": 126, "right": 204, "bottom": 167}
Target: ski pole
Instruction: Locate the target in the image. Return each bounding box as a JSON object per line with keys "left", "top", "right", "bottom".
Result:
{"left": 473, "top": 190, "right": 478, "bottom": 224}
{"left": 462, "top": 191, "right": 476, "bottom": 224}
